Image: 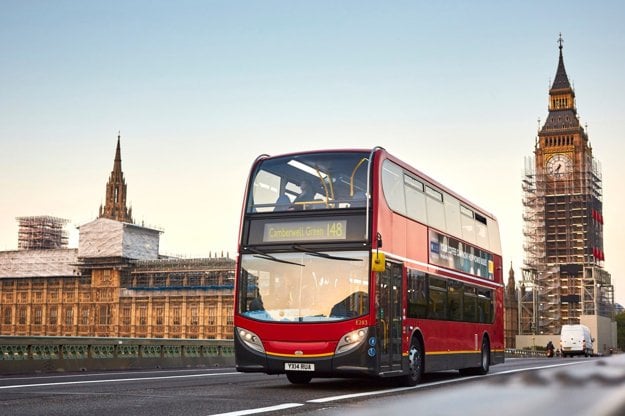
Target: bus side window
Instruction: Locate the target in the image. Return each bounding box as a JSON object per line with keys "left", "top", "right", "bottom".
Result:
{"left": 448, "top": 281, "right": 462, "bottom": 321}
{"left": 428, "top": 277, "right": 447, "bottom": 320}
{"left": 477, "top": 289, "right": 493, "bottom": 323}
{"left": 407, "top": 270, "right": 427, "bottom": 318}
{"left": 463, "top": 286, "right": 477, "bottom": 322}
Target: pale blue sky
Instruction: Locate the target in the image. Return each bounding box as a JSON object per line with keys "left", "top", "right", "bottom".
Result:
{"left": 1, "top": 1, "right": 624, "bottom": 303}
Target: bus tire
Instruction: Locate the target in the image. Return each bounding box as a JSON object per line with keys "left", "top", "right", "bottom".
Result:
{"left": 286, "top": 372, "right": 313, "bottom": 385}
{"left": 460, "top": 336, "right": 490, "bottom": 376}
{"left": 398, "top": 337, "right": 424, "bottom": 387}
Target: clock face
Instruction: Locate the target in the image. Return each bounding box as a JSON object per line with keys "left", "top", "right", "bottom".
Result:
{"left": 546, "top": 153, "right": 573, "bottom": 177}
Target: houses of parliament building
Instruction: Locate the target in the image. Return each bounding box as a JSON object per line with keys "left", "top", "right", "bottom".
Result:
{"left": 0, "top": 136, "right": 234, "bottom": 339}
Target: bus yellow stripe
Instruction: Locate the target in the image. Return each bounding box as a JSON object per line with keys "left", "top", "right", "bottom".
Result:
{"left": 426, "top": 350, "right": 480, "bottom": 356}
{"left": 422, "top": 348, "right": 505, "bottom": 356}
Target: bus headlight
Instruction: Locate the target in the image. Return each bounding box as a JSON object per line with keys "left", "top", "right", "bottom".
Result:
{"left": 237, "top": 327, "right": 265, "bottom": 353}
{"left": 335, "top": 328, "right": 368, "bottom": 355}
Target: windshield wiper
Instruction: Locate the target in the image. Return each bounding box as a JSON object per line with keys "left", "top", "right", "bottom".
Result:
{"left": 292, "top": 244, "right": 363, "bottom": 262}
{"left": 246, "top": 247, "right": 304, "bottom": 267}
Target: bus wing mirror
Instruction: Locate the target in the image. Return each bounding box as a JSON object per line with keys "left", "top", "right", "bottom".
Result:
{"left": 372, "top": 252, "right": 386, "bottom": 272}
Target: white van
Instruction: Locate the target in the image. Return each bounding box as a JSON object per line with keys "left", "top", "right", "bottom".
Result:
{"left": 560, "top": 324, "right": 594, "bottom": 357}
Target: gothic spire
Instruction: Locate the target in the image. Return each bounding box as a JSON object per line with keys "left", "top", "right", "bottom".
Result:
{"left": 551, "top": 33, "right": 572, "bottom": 92}
{"left": 540, "top": 34, "right": 579, "bottom": 135}
{"left": 114, "top": 131, "right": 122, "bottom": 168}
{"left": 98, "top": 133, "right": 134, "bottom": 223}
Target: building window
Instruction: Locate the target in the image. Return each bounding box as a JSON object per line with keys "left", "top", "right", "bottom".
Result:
{"left": 138, "top": 306, "right": 147, "bottom": 326}
{"left": 122, "top": 307, "right": 131, "bottom": 325}
{"left": 33, "top": 307, "right": 42, "bottom": 325}
{"left": 172, "top": 306, "right": 181, "bottom": 326}
{"left": 3, "top": 307, "right": 12, "bottom": 325}
{"left": 101, "top": 269, "right": 111, "bottom": 284}
{"left": 207, "top": 306, "right": 216, "bottom": 325}
{"left": 18, "top": 306, "right": 27, "bottom": 325}
{"left": 65, "top": 308, "right": 74, "bottom": 326}
{"left": 18, "top": 292, "right": 28, "bottom": 304}
{"left": 99, "top": 305, "right": 111, "bottom": 325}
{"left": 49, "top": 307, "right": 58, "bottom": 325}
{"left": 225, "top": 306, "right": 233, "bottom": 326}
{"left": 80, "top": 307, "right": 90, "bottom": 325}
{"left": 155, "top": 306, "right": 164, "bottom": 325}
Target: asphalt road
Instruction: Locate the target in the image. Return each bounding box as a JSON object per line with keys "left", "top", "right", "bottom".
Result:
{"left": 1, "top": 355, "right": 623, "bottom": 416}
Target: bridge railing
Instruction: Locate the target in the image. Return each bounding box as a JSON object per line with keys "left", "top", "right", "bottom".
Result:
{"left": 1, "top": 338, "right": 555, "bottom": 375}
{"left": 505, "top": 348, "right": 550, "bottom": 358}
{"left": 0, "top": 336, "right": 235, "bottom": 375}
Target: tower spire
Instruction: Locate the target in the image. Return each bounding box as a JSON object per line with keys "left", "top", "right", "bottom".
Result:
{"left": 115, "top": 132, "right": 121, "bottom": 159}
{"left": 551, "top": 33, "right": 572, "bottom": 91}
{"left": 98, "top": 133, "right": 134, "bottom": 223}
{"left": 540, "top": 33, "right": 578, "bottom": 134}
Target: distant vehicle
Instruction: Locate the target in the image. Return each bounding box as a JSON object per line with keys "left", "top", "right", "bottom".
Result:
{"left": 560, "top": 324, "right": 594, "bottom": 357}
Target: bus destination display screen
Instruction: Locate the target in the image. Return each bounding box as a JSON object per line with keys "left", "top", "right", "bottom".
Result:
{"left": 263, "top": 220, "right": 348, "bottom": 243}
{"left": 245, "top": 214, "right": 367, "bottom": 245}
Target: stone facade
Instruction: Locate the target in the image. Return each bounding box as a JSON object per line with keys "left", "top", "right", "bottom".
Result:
{"left": 0, "top": 136, "right": 234, "bottom": 340}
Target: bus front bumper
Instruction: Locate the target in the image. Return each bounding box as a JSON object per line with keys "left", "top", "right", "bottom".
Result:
{"left": 235, "top": 337, "right": 377, "bottom": 378}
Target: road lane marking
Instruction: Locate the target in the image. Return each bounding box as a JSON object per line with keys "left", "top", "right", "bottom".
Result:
{"left": 1, "top": 367, "right": 236, "bottom": 382}
{"left": 208, "top": 403, "right": 304, "bottom": 416}
{"left": 0, "top": 372, "right": 241, "bottom": 390}
{"left": 307, "top": 376, "right": 475, "bottom": 403}
{"left": 307, "top": 361, "right": 587, "bottom": 403}
{"left": 493, "top": 361, "right": 583, "bottom": 375}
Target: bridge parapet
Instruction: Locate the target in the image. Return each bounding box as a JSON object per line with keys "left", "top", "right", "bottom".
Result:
{"left": 0, "top": 336, "right": 234, "bottom": 375}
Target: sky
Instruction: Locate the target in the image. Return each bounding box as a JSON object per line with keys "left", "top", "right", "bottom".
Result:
{"left": 1, "top": 1, "right": 624, "bottom": 304}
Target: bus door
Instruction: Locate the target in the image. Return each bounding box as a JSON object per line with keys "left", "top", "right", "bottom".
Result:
{"left": 376, "top": 261, "right": 403, "bottom": 371}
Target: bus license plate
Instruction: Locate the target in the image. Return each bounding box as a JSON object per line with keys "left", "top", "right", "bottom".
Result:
{"left": 285, "top": 363, "right": 314, "bottom": 371}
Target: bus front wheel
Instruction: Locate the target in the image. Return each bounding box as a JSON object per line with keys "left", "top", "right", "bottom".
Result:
{"left": 286, "top": 372, "right": 313, "bottom": 385}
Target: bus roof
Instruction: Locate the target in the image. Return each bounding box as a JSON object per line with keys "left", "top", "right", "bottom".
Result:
{"left": 256, "top": 147, "right": 499, "bottom": 223}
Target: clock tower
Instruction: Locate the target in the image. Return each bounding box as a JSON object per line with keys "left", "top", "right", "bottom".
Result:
{"left": 521, "top": 35, "right": 613, "bottom": 339}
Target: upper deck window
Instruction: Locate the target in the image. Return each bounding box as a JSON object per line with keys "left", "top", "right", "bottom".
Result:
{"left": 247, "top": 152, "right": 370, "bottom": 213}
{"left": 381, "top": 159, "right": 500, "bottom": 254}
{"left": 460, "top": 205, "right": 474, "bottom": 218}
{"left": 425, "top": 185, "right": 443, "bottom": 202}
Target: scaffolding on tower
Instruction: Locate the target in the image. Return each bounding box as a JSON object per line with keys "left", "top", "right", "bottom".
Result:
{"left": 16, "top": 216, "right": 69, "bottom": 250}
{"left": 520, "top": 152, "right": 612, "bottom": 335}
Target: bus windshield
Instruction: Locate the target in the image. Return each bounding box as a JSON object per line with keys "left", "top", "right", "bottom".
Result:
{"left": 238, "top": 251, "right": 369, "bottom": 322}
{"left": 246, "top": 151, "right": 370, "bottom": 213}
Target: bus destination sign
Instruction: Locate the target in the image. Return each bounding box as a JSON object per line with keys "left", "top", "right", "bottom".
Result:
{"left": 263, "top": 220, "right": 348, "bottom": 243}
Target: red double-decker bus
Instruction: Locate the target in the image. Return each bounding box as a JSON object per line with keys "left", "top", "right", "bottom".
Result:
{"left": 234, "top": 147, "right": 504, "bottom": 385}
